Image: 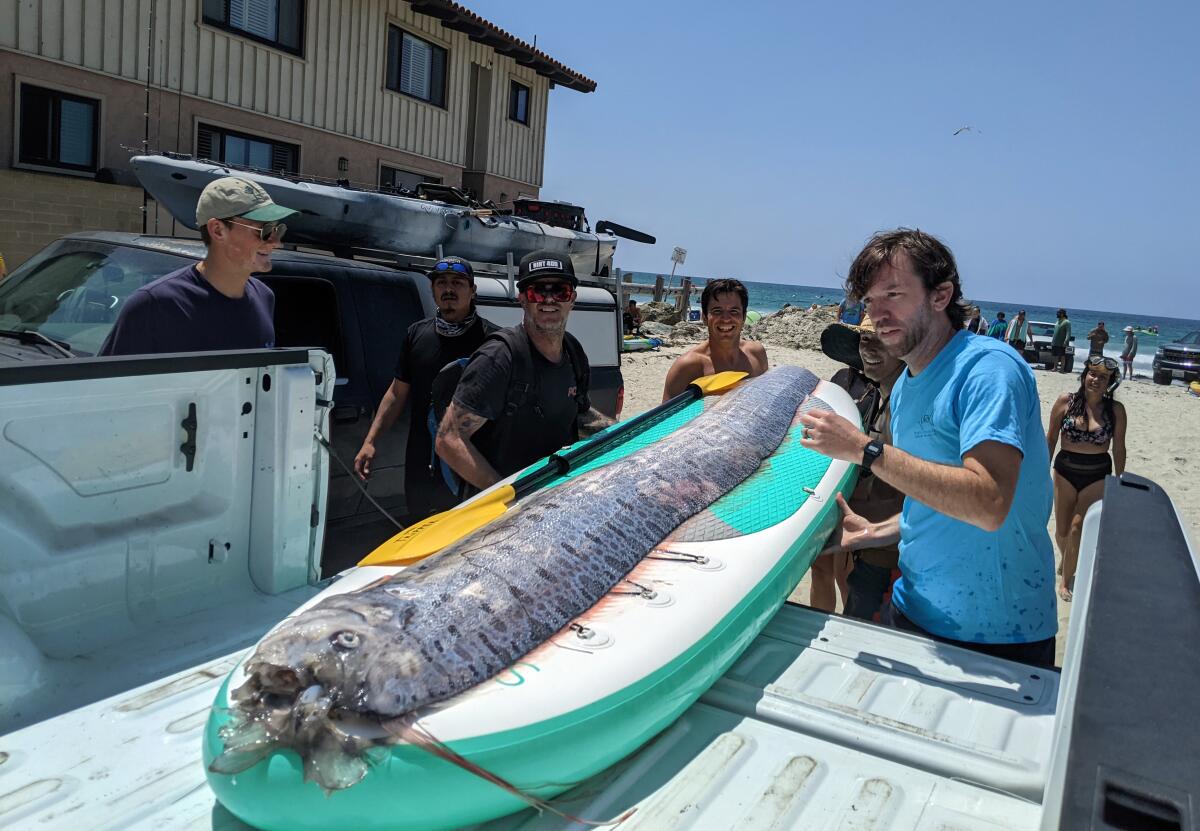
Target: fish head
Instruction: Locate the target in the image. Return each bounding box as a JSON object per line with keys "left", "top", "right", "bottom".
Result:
{"left": 241, "top": 595, "right": 414, "bottom": 712}
{"left": 211, "top": 593, "right": 422, "bottom": 792}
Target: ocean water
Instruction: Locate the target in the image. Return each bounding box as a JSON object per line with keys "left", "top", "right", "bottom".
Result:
{"left": 625, "top": 271, "right": 1200, "bottom": 376}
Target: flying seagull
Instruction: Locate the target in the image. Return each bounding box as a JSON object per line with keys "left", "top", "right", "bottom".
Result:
{"left": 953, "top": 126, "right": 981, "bottom": 136}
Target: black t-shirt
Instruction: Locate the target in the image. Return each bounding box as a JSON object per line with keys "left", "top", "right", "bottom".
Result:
{"left": 98, "top": 264, "right": 274, "bottom": 355}
{"left": 453, "top": 325, "right": 590, "bottom": 478}
{"left": 394, "top": 315, "right": 497, "bottom": 502}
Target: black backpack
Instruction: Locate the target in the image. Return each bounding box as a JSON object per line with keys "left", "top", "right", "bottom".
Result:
{"left": 427, "top": 326, "right": 588, "bottom": 493}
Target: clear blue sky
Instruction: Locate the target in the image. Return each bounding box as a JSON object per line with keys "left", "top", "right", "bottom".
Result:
{"left": 467, "top": 0, "right": 1198, "bottom": 319}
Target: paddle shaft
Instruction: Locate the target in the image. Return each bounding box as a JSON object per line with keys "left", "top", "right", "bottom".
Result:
{"left": 510, "top": 385, "right": 703, "bottom": 500}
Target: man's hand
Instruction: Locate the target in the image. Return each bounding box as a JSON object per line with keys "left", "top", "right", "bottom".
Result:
{"left": 821, "top": 494, "right": 900, "bottom": 555}
{"left": 799, "top": 409, "right": 869, "bottom": 463}
{"left": 353, "top": 441, "right": 375, "bottom": 481}
{"left": 578, "top": 406, "right": 617, "bottom": 437}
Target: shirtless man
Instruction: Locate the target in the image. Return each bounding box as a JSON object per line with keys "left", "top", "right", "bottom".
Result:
{"left": 661, "top": 278, "right": 768, "bottom": 401}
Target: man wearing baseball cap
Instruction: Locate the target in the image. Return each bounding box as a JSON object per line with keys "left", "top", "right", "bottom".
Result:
{"left": 811, "top": 316, "right": 905, "bottom": 621}
{"left": 99, "top": 176, "right": 296, "bottom": 355}
{"left": 435, "top": 249, "right": 615, "bottom": 492}
{"left": 353, "top": 256, "right": 498, "bottom": 519}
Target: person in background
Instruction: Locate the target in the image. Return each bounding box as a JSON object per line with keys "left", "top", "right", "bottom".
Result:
{"left": 986, "top": 311, "right": 1008, "bottom": 339}
{"left": 353, "top": 256, "right": 498, "bottom": 520}
{"left": 838, "top": 294, "right": 865, "bottom": 325}
{"left": 1046, "top": 355, "right": 1127, "bottom": 601}
{"left": 814, "top": 317, "right": 905, "bottom": 620}
{"left": 661, "top": 278, "right": 768, "bottom": 401}
{"left": 623, "top": 298, "right": 642, "bottom": 336}
{"left": 436, "top": 251, "right": 615, "bottom": 494}
{"left": 1087, "top": 321, "right": 1109, "bottom": 358}
{"left": 0, "top": 251, "right": 7, "bottom": 283}
{"left": 1051, "top": 308, "right": 1072, "bottom": 372}
{"left": 98, "top": 177, "right": 296, "bottom": 355}
{"left": 1006, "top": 309, "right": 1030, "bottom": 353}
{"left": 964, "top": 305, "right": 985, "bottom": 334}
{"left": 1120, "top": 325, "right": 1138, "bottom": 380}
{"left": 800, "top": 228, "right": 1057, "bottom": 668}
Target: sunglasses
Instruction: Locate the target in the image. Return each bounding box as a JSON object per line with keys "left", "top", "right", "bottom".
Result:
{"left": 523, "top": 282, "right": 575, "bottom": 303}
{"left": 433, "top": 260, "right": 471, "bottom": 275}
{"left": 227, "top": 219, "right": 287, "bottom": 242}
{"left": 1086, "top": 355, "right": 1119, "bottom": 372}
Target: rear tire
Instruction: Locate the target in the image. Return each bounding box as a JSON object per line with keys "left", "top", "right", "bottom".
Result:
{"left": 1064, "top": 356, "right": 1074, "bottom": 373}
{"left": 1153, "top": 371, "right": 1171, "bottom": 385}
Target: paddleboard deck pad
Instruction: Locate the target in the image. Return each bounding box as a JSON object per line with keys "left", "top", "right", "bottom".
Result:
{"left": 204, "top": 370, "right": 859, "bottom": 830}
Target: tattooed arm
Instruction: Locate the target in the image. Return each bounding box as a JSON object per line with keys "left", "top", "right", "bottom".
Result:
{"left": 578, "top": 406, "right": 616, "bottom": 438}
{"left": 436, "top": 402, "right": 502, "bottom": 490}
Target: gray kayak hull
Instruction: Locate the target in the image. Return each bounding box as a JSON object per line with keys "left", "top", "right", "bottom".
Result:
{"left": 131, "top": 155, "right": 617, "bottom": 275}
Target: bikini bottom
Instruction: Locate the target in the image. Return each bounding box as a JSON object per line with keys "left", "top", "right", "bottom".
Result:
{"left": 1054, "top": 449, "right": 1112, "bottom": 492}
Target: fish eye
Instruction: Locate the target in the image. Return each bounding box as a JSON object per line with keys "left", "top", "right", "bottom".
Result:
{"left": 332, "top": 631, "right": 361, "bottom": 651}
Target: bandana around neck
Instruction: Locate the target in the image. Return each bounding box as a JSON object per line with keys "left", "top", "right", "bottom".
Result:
{"left": 434, "top": 307, "right": 478, "bottom": 337}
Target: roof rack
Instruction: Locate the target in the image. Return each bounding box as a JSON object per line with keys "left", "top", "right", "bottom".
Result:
{"left": 282, "top": 244, "right": 616, "bottom": 292}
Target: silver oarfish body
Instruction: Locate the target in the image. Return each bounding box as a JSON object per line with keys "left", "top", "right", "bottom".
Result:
{"left": 211, "top": 366, "right": 819, "bottom": 790}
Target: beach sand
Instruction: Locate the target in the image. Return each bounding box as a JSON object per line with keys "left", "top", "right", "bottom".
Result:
{"left": 619, "top": 343, "right": 1200, "bottom": 666}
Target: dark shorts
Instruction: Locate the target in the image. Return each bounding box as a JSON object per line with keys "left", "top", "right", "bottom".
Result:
{"left": 881, "top": 599, "right": 1057, "bottom": 669}
{"left": 843, "top": 558, "right": 895, "bottom": 622}
{"left": 1051, "top": 345, "right": 1066, "bottom": 357}
{"left": 1009, "top": 339, "right": 1026, "bottom": 351}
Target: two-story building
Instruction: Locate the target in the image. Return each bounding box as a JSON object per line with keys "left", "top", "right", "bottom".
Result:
{"left": 0, "top": 0, "right": 595, "bottom": 268}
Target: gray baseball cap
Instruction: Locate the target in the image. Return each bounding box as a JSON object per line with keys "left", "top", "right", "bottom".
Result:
{"left": 195, "top": 177, "right": 297, "bottom": 225}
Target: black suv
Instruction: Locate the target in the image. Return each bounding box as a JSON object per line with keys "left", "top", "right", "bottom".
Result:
{"left": 1152, "top": 330, "right": 1200, "bottom": 385}
{"left": 0, "top": 232, "right": 625, "bottom": 571}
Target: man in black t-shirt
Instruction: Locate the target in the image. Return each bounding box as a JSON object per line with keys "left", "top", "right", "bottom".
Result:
{"left": 436, "top": 250, "right": 616, "bottom": 492}
{"left": 354, "top": 256, "right": 497, "bottom": 519}
{"left": 99, "top": 176, "right": 296, "bottom": 355}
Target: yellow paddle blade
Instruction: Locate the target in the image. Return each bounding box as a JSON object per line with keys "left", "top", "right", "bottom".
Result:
{"left": 357, "top": 484, "right": 517, "bottom": 567}
{"left": 690, "top": 370, "right": 749, "bottom": 395}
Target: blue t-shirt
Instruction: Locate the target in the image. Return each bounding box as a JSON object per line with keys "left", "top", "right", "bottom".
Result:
{"left": 98, "top": 264, "right": 275, "bottom": 356}
{"left": 889, "top": 330, "right": 1056, "bottom": 644}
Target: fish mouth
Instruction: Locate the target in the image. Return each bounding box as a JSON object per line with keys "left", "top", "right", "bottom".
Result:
{"left": 210, "top": 664, "right": 385, "bottom": 793}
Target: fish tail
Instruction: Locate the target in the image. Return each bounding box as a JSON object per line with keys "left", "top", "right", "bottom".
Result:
{"left": 386, "top": 717, "right": 635, "bottom": 827}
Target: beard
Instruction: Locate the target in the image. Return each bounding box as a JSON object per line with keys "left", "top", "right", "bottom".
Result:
{"left": 885, "top": 301, "right": 938, "bottom": 359}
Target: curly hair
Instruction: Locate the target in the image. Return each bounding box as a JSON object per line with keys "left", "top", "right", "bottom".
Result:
{"left": 844, "top": 228, "right": 968, "bottom": 329}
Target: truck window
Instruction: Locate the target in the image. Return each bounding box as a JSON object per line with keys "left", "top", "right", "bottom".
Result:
{"left": 0, "top": 240, "right": 193, "bottom": 355}
{"left": 260, "top": 275, "right": 345, "bottom": 374}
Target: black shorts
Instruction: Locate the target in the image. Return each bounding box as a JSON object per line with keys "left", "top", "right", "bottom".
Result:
{"left": 881, "top": 599, "right": 1057, "bottom": 669}
{"left": 1009, "top": 339, "right": 1026, "bottom": 351}
{"left": 1051, "top": 345, "right": 1065, "bottom": 357}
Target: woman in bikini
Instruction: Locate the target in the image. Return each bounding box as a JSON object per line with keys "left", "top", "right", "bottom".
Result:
{"left": 1046, "top": 356, "right": 1127, "bottom": 600}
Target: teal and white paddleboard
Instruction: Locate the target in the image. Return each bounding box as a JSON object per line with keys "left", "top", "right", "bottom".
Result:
{"left": 204, "top": 377, "right": 860, "bottom": 830}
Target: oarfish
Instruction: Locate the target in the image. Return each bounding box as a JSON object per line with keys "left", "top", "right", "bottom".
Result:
{"left": 211, "top": 366, "right": 819, "bottom": 791}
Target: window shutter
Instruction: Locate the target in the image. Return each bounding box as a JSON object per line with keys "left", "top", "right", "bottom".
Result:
{"left": 401, "top": 32, "right": 431, "bottom": 100}
{"left": 196, "top": 125, "right": 214, "bottom": 159}
{"left": 271, "top": 142, "right": 296, "bottom": 173}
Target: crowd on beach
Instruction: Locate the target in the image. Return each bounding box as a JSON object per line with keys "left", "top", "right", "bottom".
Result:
{"left": 95, "top": 174, "right": 1127, "bottom": 670}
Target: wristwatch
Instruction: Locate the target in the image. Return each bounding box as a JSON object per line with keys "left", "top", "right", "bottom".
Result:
{"left": 861, "top": 439, "right": 884, "bottom": 472}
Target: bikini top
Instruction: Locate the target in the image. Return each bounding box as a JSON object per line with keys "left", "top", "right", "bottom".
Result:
{"left": 1061, "top": 396, "right": 1113, "bottom": 445}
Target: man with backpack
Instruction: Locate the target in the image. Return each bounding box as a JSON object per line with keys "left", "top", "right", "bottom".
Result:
{"left": 435, "top": 250, "right": 615, "bottom": 495}
{"left": 353, "top": 256, "right": 497, "bottom": 519}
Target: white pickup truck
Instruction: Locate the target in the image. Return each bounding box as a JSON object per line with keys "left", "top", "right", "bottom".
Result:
{"left": 1, "top": 346, "right": 1196, "bottom": 830}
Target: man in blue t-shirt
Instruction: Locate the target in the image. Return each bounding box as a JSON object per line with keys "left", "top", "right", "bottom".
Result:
{"left": 801, "top": 229, "right": 1056, "bottom": 668}
{"left": 99, "top": 176, "right": 297, "bottom": 356}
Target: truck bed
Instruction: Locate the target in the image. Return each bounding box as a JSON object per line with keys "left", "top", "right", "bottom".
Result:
{"left": 0, "top": 603, "right": 1056, "bottom": 830}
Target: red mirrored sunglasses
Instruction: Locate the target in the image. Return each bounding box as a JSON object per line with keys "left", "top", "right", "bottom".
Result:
{"left": 522, "top": 282, "right": 575, "bottom": 303}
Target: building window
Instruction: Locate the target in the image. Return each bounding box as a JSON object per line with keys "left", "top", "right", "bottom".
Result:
{"left": 385, "top": 25, "right": 447, "bottom": 107}
{"left": 202, "top": 0, "right": 304, "bottom": 56}
{"left": 18, "top": 83, "right": 100, "bottom": 172}
{"left": 197, "top": 123, "right": 299, "bottom": 173}
{"left": 508, "top": 80, "right": 530, "bottom": 125}
{"left": 380, "top": 165, "right": 442, "bottom": 193}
